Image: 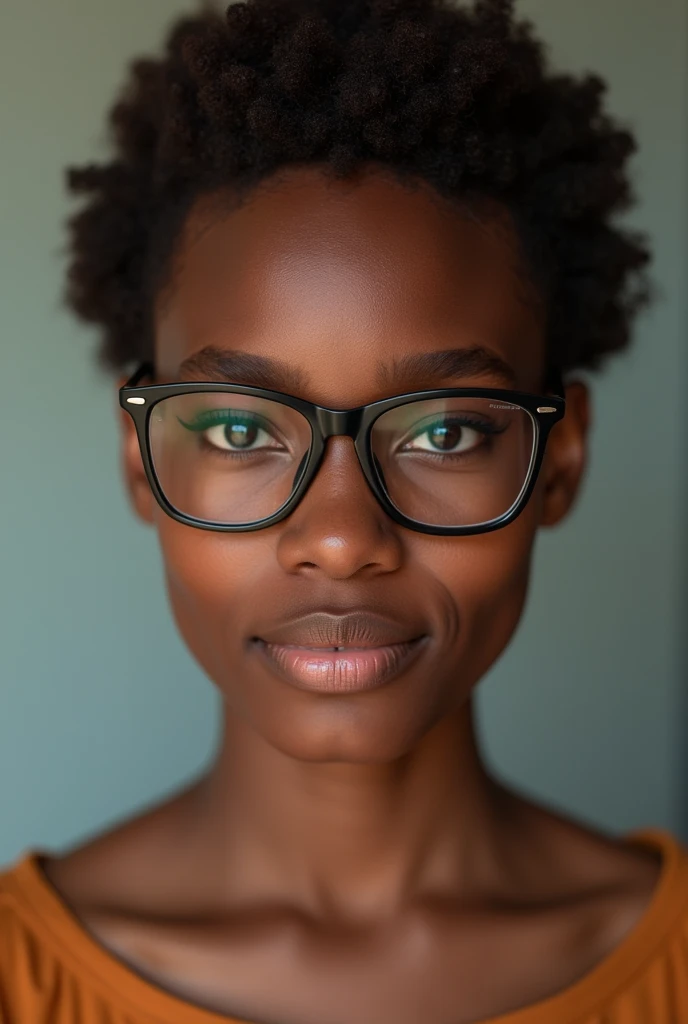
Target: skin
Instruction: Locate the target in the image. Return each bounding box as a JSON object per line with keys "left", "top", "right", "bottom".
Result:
{"left": 43, "top": 165, "right": 662, "bottom": 1024}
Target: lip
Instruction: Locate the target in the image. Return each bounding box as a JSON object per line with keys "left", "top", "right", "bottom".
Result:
{"left": 254, "top": 610, "right": 421, "bottom": 648}
{"left": 254, "top": 637, "right": 427, "bottom": 693}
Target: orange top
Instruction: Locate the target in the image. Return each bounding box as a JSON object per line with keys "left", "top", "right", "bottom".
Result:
{"left": 1, "top": 828, "right": 688, "bottom": 1024}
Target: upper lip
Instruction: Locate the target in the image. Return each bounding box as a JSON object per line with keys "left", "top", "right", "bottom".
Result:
{"left": 255, "top": 611, "right": 424, "bottom": 649}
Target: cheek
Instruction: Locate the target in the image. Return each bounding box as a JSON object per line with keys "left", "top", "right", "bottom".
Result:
{"left": 155, "top": 512, "right": 272, "bottom": 681}
{"left": 415, "top": 501, "right": 538, "bottom": 685}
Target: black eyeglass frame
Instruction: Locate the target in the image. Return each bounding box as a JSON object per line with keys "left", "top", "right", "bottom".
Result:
{"left": 119, "top": 362, "right": 566, "bottom": 536}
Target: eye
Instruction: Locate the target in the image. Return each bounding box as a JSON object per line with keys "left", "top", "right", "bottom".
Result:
{"left": 205, "top": 418, "right": 278, "bottom": 452}
{"left": 401, "top": 418, "right": 485, "bottom": 454}
{"left": 177, "top": 411, "right": 285, "bottom": 452}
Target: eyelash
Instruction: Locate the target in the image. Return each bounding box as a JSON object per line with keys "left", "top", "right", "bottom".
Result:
{"left": 178, "top": 410, "right": 271, "bottom": 429}
{"left": 408, "top": 415, "right": 503, "bottom": 436}
{"left": 177, "top": 411, "right": 289, "bottom": 461}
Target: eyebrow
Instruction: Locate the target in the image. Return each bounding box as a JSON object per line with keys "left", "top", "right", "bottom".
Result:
{"left": 379, "top": 347, "right": 517, "bottom": 389}
{"left": 178, "top": 348, "right": 308, "bottom": 393}
{"left": 177, "top": 344, "right": 517, "bottom": 393}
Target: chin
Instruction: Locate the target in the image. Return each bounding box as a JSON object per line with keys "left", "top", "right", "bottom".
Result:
{"left": 238, "top": 688, "right": 453, "bottom": 765}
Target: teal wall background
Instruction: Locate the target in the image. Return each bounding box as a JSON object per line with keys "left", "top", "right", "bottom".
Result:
{"left": 1, "top": 0, "right": 686, "bottom": 865}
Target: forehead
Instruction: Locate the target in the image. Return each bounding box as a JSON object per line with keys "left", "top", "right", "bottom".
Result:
{"left": 154, "top": 166, "right": 545, "bottom": 401}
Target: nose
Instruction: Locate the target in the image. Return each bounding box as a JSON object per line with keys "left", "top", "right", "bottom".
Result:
{"left": 275, "top": 436, "right": 404, "bottom": 580}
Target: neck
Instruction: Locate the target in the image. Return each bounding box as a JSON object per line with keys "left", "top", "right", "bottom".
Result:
{"left": 179, "top": 697, "right": 520, "bottom": 924}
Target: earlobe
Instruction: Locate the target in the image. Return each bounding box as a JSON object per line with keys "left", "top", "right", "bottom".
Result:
{"left": 540, "top": 380, "right": 591, "bottom": 528}
{"left": 116, "top": 377, "right": 155, "bottom": 525}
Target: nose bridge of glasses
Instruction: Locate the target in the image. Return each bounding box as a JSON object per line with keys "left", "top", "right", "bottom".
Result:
{"left": 314, "top": 406, "right": 364, "bottom": 441}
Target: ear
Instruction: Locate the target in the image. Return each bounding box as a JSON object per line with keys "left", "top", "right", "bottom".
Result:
{"left": 116, "top": 375, "right": 155, "bottom": 525}
{"left": 539, "top": 380, "right": 591, "bottom": 528}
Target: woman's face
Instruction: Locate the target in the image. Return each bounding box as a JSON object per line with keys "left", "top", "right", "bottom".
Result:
{"left": 120, "top": 165, "right": 587, "bottom": 763}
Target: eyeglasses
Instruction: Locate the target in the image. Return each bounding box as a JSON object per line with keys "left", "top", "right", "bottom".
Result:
{"left": 119, "top": 362, "right": 566, "bottom": 536}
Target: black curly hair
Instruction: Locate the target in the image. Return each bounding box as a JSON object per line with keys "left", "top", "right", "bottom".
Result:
{"left": 63, "top": 0, "right": 652, "bottom": 378}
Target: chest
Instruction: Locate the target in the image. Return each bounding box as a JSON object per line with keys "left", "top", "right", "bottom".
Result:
{"left": 79, "top": 898, "right": 627, "bottom": 1024}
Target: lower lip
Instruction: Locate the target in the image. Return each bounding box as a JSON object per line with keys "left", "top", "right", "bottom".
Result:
{"left": 254, "top": 638, "right": 427, "bottom": 694}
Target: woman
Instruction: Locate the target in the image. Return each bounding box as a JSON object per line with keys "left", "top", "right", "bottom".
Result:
{"left": 2, "top": 1, "right": 686, "bottom": 1022}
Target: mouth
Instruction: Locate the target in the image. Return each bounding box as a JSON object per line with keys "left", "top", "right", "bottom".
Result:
{"left": 249, "top": 610, "right": 427, "bottom": 692}
{"left": 252, "top": 637, "right": 428, "bottom": 693}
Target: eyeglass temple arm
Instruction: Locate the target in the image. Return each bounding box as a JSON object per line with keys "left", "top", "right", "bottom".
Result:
{"left": 544, "top": 366, "right": 565, "bottom": 399}
{"left": 122, "top": 362, "right": 155, "bottom": 388}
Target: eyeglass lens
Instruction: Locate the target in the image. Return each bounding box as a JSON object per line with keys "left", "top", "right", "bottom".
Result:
{"left": 148, "top": 393, "right": 536, "bottom": 528}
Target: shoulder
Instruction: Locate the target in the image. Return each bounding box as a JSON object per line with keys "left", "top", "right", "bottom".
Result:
{"left": 0, "top": 789, "right": 189, "bottom": 970}
{"left": 513, "top": 800, "right": 688, "bottom": 974}
{"left": 572, "top": 825, "right": 688, "bottom": 1017}
{"left": 0, "top": 849, "right": 68, "bottom": 1020}
{"left": 493, "top": 801, "right": 688, "bottom": 1020}
{"left": 26, "top": 783, "right": 202, "bottom": 920}
{"left": 0, "top": 849, "right": 38, "bottom": 926}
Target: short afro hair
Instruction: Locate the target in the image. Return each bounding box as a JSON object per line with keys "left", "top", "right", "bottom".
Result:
{"left": 64, "top": 0, "right": 652, "bottom": 378}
